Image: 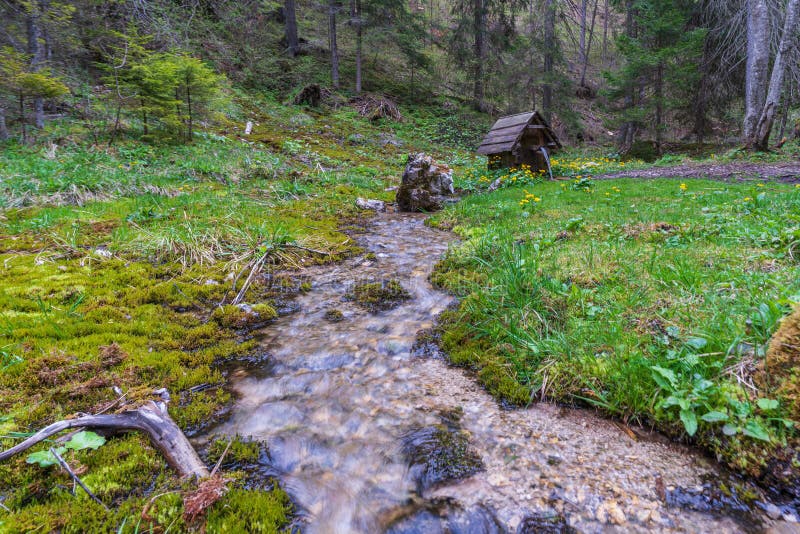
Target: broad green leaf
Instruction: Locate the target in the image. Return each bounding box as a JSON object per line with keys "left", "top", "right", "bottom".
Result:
{"left": 666, "top": 326, "right": 680, "bottom": 338}
{"left": 722, "top": 424, "right": 738, "bottom": 436}
{"left": 701, "top": 411, "right": 729, "bottom": 423}
{"left": 65, "top": 431, "right": 106, "bottom": 451}
{"left": 651, "top": 366, "right": 677, "bottom": 389}
{"left": 680, "top": 409, "right": 698, "bottom": 436}
{"left": 26, "top": 446, "right": 65, "bottom": 467}
{"left": 756, "top": 398, "right": 779, "bottom": 411}
{"left": 742, "top": 421, "right": 771, "bottom": 442}
{"left": 686, "top": 337, "right": 707, "bottom": 350}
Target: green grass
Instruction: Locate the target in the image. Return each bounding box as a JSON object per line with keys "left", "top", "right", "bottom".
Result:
{"left": 430, "top": 176, "right": 800, "bottom": 478}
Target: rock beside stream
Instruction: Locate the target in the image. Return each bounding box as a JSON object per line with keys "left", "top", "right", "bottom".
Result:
{"left": 396, "top": 153, "right": 455, "bottom": 212}
{"left": 401, "top": 421, "right": 483, "bottom": 493}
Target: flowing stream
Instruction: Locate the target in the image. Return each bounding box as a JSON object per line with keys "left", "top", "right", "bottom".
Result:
{"left": 202, "top": 211, "right": 781, "bottom": 533}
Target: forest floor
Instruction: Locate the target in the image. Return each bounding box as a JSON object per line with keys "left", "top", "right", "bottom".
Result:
{"left": 1, "top": 93, "right": 800, "bottom": 531}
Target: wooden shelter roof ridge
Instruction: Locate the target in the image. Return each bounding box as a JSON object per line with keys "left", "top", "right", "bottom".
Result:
{"left": 477, "top": 111, "right": 561, "bottom": 156}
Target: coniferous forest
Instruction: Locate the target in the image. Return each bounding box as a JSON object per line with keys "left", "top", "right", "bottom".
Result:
{"left": 1, "top": 1, "right": 800, "bottom": 532}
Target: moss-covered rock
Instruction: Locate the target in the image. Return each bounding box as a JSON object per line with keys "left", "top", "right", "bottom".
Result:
{"left": 348, "top": 279, "right": 411, "bottom": 312}
{"left": 324, "top": 308, "right": 345, "bottom": 322}
{"left": 401, "top": 422, "right": 483, "bottom": 493}
{"left": 761, "top": 306, "right": 800, "bottom": 421}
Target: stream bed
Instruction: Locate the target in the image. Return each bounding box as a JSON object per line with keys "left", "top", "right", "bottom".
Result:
{"left": 201, "top": 211, "right": 792, "bottom": 533}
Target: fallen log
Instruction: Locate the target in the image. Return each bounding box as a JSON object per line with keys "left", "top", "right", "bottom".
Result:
{"left": 0, "top": 390, "right": 209, "bottom": 479}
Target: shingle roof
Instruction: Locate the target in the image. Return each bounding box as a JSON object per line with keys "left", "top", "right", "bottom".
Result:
{"left": 476, "top": 111, "right": 561, "bottom": 155}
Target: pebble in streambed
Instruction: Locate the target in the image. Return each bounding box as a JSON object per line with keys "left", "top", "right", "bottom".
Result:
{"left": 202, "top": 212, "right": 787, "bottom": 534}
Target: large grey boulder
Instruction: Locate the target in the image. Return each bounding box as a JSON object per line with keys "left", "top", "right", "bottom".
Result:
{"left": 396, "top": 153, "right": 455, "bottom": 212}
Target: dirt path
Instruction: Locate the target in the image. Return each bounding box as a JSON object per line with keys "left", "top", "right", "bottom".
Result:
{"left": 594, "top": 160, "right": 800, "bottom": 183}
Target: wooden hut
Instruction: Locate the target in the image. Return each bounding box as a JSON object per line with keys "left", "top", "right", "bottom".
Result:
{"left": 477, "top": 111, "right": 562, "bottom": 171}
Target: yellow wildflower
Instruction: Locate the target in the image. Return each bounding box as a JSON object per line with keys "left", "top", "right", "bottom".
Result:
{"left": 679, "top": 183, "right": 687, "bottom": 191}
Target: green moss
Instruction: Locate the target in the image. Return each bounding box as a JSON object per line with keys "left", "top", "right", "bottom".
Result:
{"left": 207, "top": 436, "right": 262, "bottom": 466}
{"left": 205, "top": 488, "right": 292, "bottom": 533}
{"left": 349, "top": 279, "right": 411, "bottom": 312}
{"left": 211, "top": 303, "right": 275, "bottom": 329}
{"left": 324, "top": 308, "right": 345, "bottom": 322}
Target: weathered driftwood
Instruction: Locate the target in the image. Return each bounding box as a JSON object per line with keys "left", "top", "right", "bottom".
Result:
{"left": 0, "top": 391, "right": 209, "bottom": 479}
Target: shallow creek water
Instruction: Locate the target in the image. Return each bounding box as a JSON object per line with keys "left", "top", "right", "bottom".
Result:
{"left": 203, "top": 211, "right": 784, "bottom": 533}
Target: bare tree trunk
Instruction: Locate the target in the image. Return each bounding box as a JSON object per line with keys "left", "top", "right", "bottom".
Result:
{"left": 743, "top": 0, "right": 770, "bottom": 144}
{"left": 351, "top": 0, "right": 362, "bottom": 93}
{"left": 0, "top": 107, "right": 8, "bottom": 141}
{"left": 186, "top": 84, "right": 193, "bottom": 141}
{"left": 285, "top": 0, "right": 300, "bottom": 56}
{"left": 473, "top": 0, "right": 487, "bottom": 111}
{"left": 602, "top": 0, "right": 609, "bottom": 61}
{"left": 753, "top": 0, "right": 800, "bottom": 150}
{"left": 542, "top": 0, "right": 555, "bottom": 120}
{"left": 579, "top": 0, "right": 599, "bottom": 88}
{"left": 618, "top": 0, "right": 636, "bottom": 153}
{"left": 26, "top": 4, "right": 45, "bottom": 130}
{"left": 19, "top": 95, "right": 27, "bottom": 143}
{"left": 580, "top": 0, "right": 587, "bottom": 73}
{"left": 654, "top": 60, "right": 664, "bottom": 154}
{"left": 329, "top": 0, "right": 340, "bottom": 88}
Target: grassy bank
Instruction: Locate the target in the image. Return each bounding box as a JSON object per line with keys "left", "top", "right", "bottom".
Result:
{"left": 0, "top": 94, "right": 482, "bottom": 532}
{"left": 430, "top": 173, "right": 800, "bottom": 483}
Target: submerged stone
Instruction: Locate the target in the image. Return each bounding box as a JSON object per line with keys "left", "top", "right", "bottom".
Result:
{"left": 385, "top": 501, "right": 504, "bottom": 534}
{"left": 401, "top": 423, "right": 483, "bottom": 493}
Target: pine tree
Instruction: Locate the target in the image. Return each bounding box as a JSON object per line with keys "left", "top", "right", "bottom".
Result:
{"left": 604, "top": 0, "right": 705, "bottom": 154}
{"left": 0, "top": 45, "right": 68, "bottom": 142}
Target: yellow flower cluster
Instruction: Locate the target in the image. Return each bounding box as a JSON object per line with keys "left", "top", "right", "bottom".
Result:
{"left": 519, "top": 190, "right": 541, "bottom": 207}
{"left": 680, "top": 183, "right": 687, "bottom": 191}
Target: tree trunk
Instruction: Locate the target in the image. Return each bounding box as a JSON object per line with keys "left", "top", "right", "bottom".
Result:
{"left": 472, "top": 0, "right": 487, "bottom": 111}
{"left": 542, "top": 0, "right": 555, "bottom": 120}
{"left": 602, "top": 0, "right": 609, "bottom": 61}
{"left": 26, "top": 4, "right": 45, "bottom": 130}
{"left": 19, "top": 95, "right": 27, "bottom": 143}
{"left": 0, "top": 107, "right": 8, "bottom": 141}
{"left": 579, "top": 0, "right": 599, "bottom": 88}
{"left": 0, "top": 394, "right": 208, "bottom": 479}
{"left": 329, "top": 0, "right": 340, "bottom": 89}
{"left": 617, "top": 0, "right": 636, "bottom": 153}
{"left": 654, "top": 60, "right": 664, "bottom": 154}
{"left": 351, "top": 0, "right": 362, "bottom": 93}
{"left": 285, "top": 0, "right": 300, "bottom": 57}
{"left": 743, "top": 0, "right": 770, "bottom": 144}
{"left": 580, "top": 0, "right": 587, "bottom": 73}
{"left": 752, "top": 0, "right": 800, "bottom": 150}
{"left": 186, "top": 84, "right": 193, "bottom": 141}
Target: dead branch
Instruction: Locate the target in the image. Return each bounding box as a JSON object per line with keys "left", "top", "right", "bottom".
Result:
{"left": 0, "top": 392, "right": 209, "bottom": 479}
{"left": 50, "top": 447, "right": 109, "bottom": 510}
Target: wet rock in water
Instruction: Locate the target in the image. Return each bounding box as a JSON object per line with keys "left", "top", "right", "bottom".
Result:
{"left": 516, "top": 513, "right": 576, "bottom": 534}
{"left": 385, "top": 500, "right": 504, "bottom": 534}
{"left": 356, "top": 197, "right": 387, "bottom": 212}
{"left": 401, "top": 420, "right": 483, "bottom": 493}
{"left": 348, "top": 279, "right": 411, "bottom": 312}
{"left": 324, "top": 308, "right": 345, "bottom": 322}
{"left": 396, "top": 153, "right": 455, "bottom": 212}
{"left": 664, "top": 478, "right": 761, "bottom": 527}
